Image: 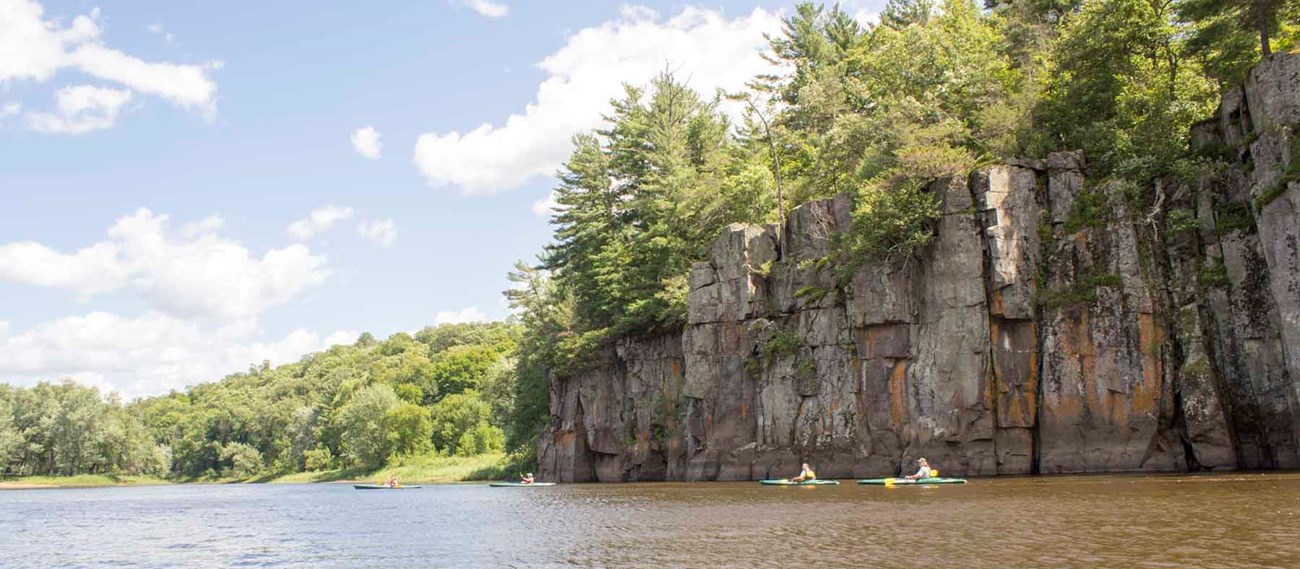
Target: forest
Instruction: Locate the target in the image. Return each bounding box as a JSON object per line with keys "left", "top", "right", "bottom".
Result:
{"left": 0, "top": 323, "right": 519, "bottom": 479}
{"left": 1, "top": 0, "right": 1296, "bottom": 479}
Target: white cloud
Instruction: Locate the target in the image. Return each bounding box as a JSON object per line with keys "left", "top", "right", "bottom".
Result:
{"left": 145, "top": 23, "right": 175, "bottom": 44}
{"left": 0, "top": 0, "right": 219, "bottom": 119}
{"left": 433, "top": 306, "right": 487, "bottom": 325}
{"left": 350, "top": 126, "right": 382, "bottom": 160}
{"left": 531, "top": 190, "right": 559, "bottom": 217}
{"left": 845, "top": 0, "right": 886, "bottom": 25}
{"left": 412, "top": 6, "right": 782, "bottom": 194}
{"left": 0, "top": 101, "right": 19, "bottom": 123}
{"left": 180, "top": 214, "right": 224, "bottom": 238}
{"left": 0, "top": 208, "right": 329, "bottom": 321}
{"left": 0, "top": 311, "right": 354, "bottom": 398}
{"left": 461, "top": 0, "right": 509, "bottom": 18}
{"left": 287, "top": 205, "right": 354, "bottom": 240}
{"left": 356, "top": 219, "right": 397, "bottom": 248}
{"left": 324, "top": 330, "right": 361, "bottom": 347}
{"left": 25, "top": 84, "right": 132, "bottom": 134}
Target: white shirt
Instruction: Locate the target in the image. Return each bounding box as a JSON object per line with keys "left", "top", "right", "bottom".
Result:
{"left": 914, "top": 466, "right": 933, "bottom": 478}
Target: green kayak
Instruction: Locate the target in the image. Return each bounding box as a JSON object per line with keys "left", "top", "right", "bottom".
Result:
{"left": 488, "top": 482, "right": 556, "bottom": 487}
{"left": 758, "top": 479, "right": 840, "bottom": 486}
{"left": 353, "top": 484, "right": 423, "bottom": 490}
{"left": 857, "top": 477, "right": 967, "bottom": 485}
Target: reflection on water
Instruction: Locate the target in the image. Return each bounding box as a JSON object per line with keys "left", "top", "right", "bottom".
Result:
{"left": 1, "top": 473, "right": 1298, "bottom": 568}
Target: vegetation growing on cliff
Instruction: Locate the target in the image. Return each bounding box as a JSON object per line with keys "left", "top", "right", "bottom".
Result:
{"left": 503, "top": 0, "right": 1297, "bottom": 462}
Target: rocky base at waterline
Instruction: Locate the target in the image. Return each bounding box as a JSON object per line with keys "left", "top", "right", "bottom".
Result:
{"left": 538, "top": 54, "right": 1300, "bottom": 481}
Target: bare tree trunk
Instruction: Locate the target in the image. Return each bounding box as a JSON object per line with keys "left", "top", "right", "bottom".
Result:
{"left": 745, "top": 97, "right": 785, "bottom": 259}
{"left": 1261, "top": 26, "right": 1272, "bottom": 57}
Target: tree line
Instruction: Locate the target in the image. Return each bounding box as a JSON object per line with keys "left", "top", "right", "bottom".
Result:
{"left": 1, "top": 323, "right": 521, "bottom": 479}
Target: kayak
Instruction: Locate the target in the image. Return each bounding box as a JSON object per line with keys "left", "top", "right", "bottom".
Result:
{"left": 353, "top": 484, "right": 423, "bottom": 490}
{"left": 758, "top": 479, "right": 840, "bottom": 486}
{"left": 488, "top": 482, "right": 557, "bottom": 487}
{"left": 857, "top": 477, "right": 967, "bottom": 485}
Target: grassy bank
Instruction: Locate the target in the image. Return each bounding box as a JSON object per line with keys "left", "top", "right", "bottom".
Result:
{"left": 0, "top": 474, "right": 170, "bottom": 490}
{"left": 0, "top": 453, "right": 519, "bottom": 488}
{"left": 262, "top": 453, "right": 513, "bottom": 485}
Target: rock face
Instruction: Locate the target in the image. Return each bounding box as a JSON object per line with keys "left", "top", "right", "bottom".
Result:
{"left": 539, "top": 54, "right": 1300, "bottom": 480}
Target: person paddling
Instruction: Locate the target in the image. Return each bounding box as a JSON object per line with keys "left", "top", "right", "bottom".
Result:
{"left": 903, "top": 458, "right": 933, "bottom": 480}
{"left": 388, "top": 475, "right": 399, "bottom": 488}
{"left": 520, "top": 472, "right": 535, "bottom": 485}
{"left": 791, "top": 462, "right": 816, "bottom": 483}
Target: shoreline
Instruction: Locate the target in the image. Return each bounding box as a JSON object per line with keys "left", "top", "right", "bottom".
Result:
{"left": 5, "top": 468, "right": 1297, "bottom": 491}
{"left": 1, "top": 453, "right": 512, "bottom": 490}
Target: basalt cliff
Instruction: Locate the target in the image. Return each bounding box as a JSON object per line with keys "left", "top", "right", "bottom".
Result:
{"left": 538, "top": 54, "right": 1300, "bottom": 481}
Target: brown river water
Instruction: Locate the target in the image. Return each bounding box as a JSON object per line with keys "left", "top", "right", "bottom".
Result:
{"left": 1, "top": 472, "right": 1297, "bottom": 568}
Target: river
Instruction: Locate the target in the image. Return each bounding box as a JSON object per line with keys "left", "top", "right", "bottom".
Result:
{"left": 2, "top": 473, "right": 1298, "bottom": 568}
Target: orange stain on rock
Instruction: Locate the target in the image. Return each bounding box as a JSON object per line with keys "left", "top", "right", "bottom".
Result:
{"left": 889, "top": 360, "right": 909, "bottom": 429}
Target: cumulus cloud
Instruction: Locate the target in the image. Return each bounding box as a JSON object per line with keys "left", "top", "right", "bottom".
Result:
{"left": 356, "top": 219, "right": 397, "bottom": 248}
{"left": 433, "top": 306, "right": 487, "bottom": 325}
{"left": 461, "top": 0, "right": 509, "bottom": 18}
{"left": 180, "top": 214, "right": 224, "bottom": 238}
{"left": 0, "top": 0, "right": 219, "bottom": 121}
{"left": 0, "top": 208, "right": 328, "bottom": 321}
{"left": 25, "top": 84, "right": 132, "bottom": 134}
{"left": 287, "top": 205, "right": 354, "bottom": 240}
{"left": 0, "top": 311, "right": 357, "bottom": 398}
{"left": 412, "top": 6, "right": 782, "bottom": 194}
{"left": 350, "top": 126, "right": 382, "bottom": 159}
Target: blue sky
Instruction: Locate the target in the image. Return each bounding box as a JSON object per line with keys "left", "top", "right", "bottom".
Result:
{"left": 0, "top": 0, "right": 882, "bottom": 397}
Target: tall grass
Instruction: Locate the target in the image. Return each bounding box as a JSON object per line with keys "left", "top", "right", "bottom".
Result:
{"left": 265, "top": 453, "right": 514, "bottom": 484}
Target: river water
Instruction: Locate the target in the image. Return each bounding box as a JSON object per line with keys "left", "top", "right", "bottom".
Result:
{"left": 2, "top": 473, "right": 1298, "bottom": 568}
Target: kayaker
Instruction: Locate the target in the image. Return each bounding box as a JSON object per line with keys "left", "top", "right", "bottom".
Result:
{"left": 791, "top": 463, "right": 816, "bottom": 482}
{"left": 520, "top": 472, "right": 535, "bottom": 484}
{"left": 903, "top": 458, "right": 933, "bottom": 480}
{"left": 387, "top": 475, "right": 399, "bottom": 488}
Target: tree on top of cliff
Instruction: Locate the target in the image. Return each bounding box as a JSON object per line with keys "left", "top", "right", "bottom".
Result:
{"left": 544, "top": 74, "right": 767, "bottom": 336}
{"left": 1176, "top": 0, "right": 1300, "bottom": 85}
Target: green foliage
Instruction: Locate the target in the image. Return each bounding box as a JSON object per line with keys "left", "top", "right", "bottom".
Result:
{"left": 0, "top": 381, "right": 165, "bottom": 477}
{"left": 428, "top": 344, "right": 501, "bottom": 400}
{"left": 842, "top": 181, "right": 942, "bottom": 266}
{"left": 794, "top": 285, "right": 831, "bottom": 304}
{"left": 430, "top": 391, "right": 504, "bottom": 456}
{"left": 1255, "top": 179, "right": 1290, "bottom": 211}
{"left": 219, "top": 442, "right": 262, "bottom": 479}
{"left": 384, "top": 402, "right": 433, "bottom": 458}
{"left": 1176, "top": 0, "right": 1299, "bottom": 85}
{"left": 763, "top": 329, "right": 803, "bottom": 360}
{"left": 1041, "top": 0, "right": 1218, "bottom": 176}
{"left": 1166, "top": 208, "right": 1200, "bottom": 234}
{"left": 303, "top": 447, "right": 334, "bottom": 472}
{"left": 1039, "top": 273, "right": 1124, "bottom": 309}
{"left": 1215, "top": 202, "right": 1257, "bottom": 234}
{"left": 338, "top": 384, "right": 399, "bottom": 468}
{"left": 1200, "top": 258, "right": 1232, "bottom": 288}
{"left": 1064, "top": 189, "right": 1111, "bottom": 233}
{"left": 0, "top": 322, "right": 525, "bottom": 480}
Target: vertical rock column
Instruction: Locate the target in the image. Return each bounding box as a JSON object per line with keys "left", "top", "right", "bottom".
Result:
{"left": 973, "top": 165, "right": 1043, "bottom": 474}
{"left": 1038, "top": 153, "right": 1186, "bottom": 472}
{"left": 1243, "top": 54, "right": 1300, "bottom": 455}
{"left": 682, "top": 224, "right": 777, "bottom": 480}
{"left": 901, "top": 176, "right": 998, "bottom": 475}
{"left": 1196, "top": 83, "right": 1300, "bottom": 468}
